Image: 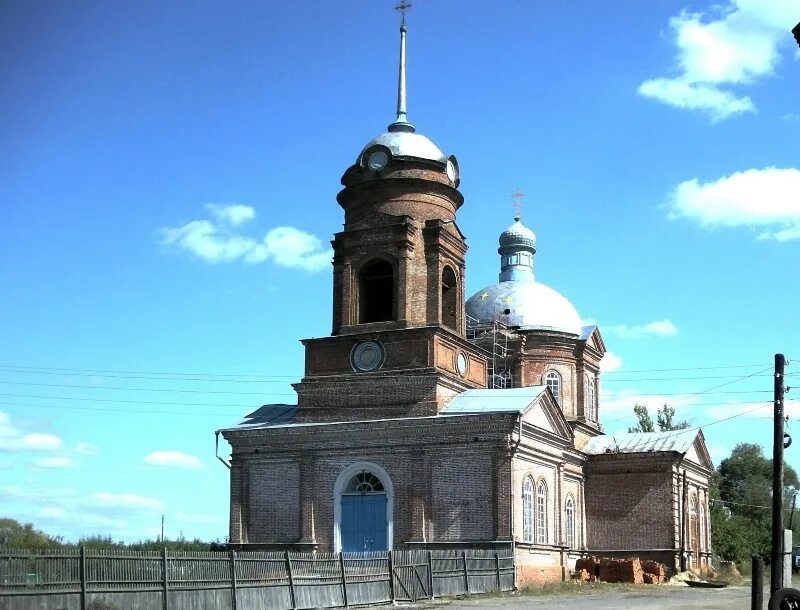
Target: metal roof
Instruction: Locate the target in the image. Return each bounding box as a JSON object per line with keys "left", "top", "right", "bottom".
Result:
{"left": 582, "top": 430, "right": 698, "bottom": 455}
{"left": 359, "top": 130, "right": 446, "bottom": 164}
{"left": 440, "top": 386, "right": 547, "bottom": 414}
{"left": 234, "top": 404, "right": 298, "bottom": 428}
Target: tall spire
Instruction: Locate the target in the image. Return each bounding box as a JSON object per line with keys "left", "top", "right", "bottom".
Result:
{"left": 388, "top": 1, "right": 415, "bottom": 133}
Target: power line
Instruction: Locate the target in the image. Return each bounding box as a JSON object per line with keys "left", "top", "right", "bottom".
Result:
{"left": 0, "top": 361, "right": 776, "bottom": 381}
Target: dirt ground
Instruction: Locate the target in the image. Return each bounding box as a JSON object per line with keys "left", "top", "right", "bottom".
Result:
{"left": 402, "top": 584, "right": 761, "bottom": 609}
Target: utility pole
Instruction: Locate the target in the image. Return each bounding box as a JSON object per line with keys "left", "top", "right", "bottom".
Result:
{"left": 771, "top": 353, "right": 786, "bottom": 594}
{"left": 161, "top": 514, "right": 165, "bottom": 542}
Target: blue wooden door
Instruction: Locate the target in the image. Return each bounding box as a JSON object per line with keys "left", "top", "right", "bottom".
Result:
{"left": 341, "top": 494, "right": 387, "bottom": 552}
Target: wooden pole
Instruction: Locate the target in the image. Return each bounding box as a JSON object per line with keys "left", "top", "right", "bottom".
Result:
{"left": 229, "top": 550, "right": 238, "bottom": 610}
{"left": 387, "top": 551, "right": 396, "bottom": 602}
{"left": 79, "top": 546, "right": 87, "bottom": 610}
{"left": 462, "top": 550, "right": 469, "bottom": 594}
{"left": 285, "top": 551, "right": 297, "bottom": 610}
{"left": 427, "top": 550, "right": 434, "bottom": 599}
{"left": 752, "top": 556, "right": 764, "bottom": 610}
{"left": 339, "top": 552, "right": 349, "bottom": 607}
{"left": 162, "top": 547, "right": 169, "bottom": 610}
{"left": 771, "top": 353, "right": 786, "bottom": 594}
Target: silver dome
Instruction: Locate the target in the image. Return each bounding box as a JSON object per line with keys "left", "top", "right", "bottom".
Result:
{"left": 359, "top": 130, "right": 447, "bottom": 164}
{"left": 499, "top": 219, "right": 536, "bottom": 249}
{"left": 466, "top": 280, "right": 583, "bottom": 335}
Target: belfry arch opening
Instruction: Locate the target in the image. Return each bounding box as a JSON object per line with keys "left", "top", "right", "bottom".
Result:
{"left": 358, "top": 259, "right": 395, "bottom": 323}
{"left": 441, "top": 266, "right": 458, "bottom": 329}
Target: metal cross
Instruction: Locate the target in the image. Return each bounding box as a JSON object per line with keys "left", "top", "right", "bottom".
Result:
{"left": 511, "top": 189, "right": 524, "bottom": 220}
{"left": 395, "top": 0, "right": 412, "bottom": 26}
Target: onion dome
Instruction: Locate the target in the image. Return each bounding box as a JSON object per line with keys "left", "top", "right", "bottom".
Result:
{"left": 499, "top": 217, "right": 536, "bottom": 250}
{"left": 465, "top": 215, "right": 583, "bottom": 335}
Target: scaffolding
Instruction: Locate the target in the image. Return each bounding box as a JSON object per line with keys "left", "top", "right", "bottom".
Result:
{"left": 466, "top": 314, "right": 513, "bottom": 389}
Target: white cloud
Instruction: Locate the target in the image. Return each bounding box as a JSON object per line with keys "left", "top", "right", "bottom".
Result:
{"left": 639, "top": 0, "right": 798, "bottom": 121}
{"left": 175, "top": 511, "right": 225, "bottom": 524}
{"left": 0, "top": 411, "right": 63, "bottom": 452}
{"left": 246, "top": 226, "right": 332, "bottom": 271}
{"left": 32, "top": 456, "right": 75, "bottom": 469}
{"left": 74, "top": 442, "right": 98, "bottom": 455}
{"left": 668, "top": 167, "right": 800, "bottom": 241}
{"left": 144, "top": 450, "right": 203, "bottom": 470}
{"left": 206, "top": 203, "right": 255, "bottom": 227}
{"left": 600, "top": 351, "right": 623, "bottom": 373}
{"left": 160, "top": 205, "right": 332, "bottom": 271}
{"left": 604, "top": 319, "right": 678, "bottom": 339}
{"left": 39, "top": 506, "right": 67, "bottom": 519}
{"left": 91, "top": 492, "right": 162, "bottom": 510}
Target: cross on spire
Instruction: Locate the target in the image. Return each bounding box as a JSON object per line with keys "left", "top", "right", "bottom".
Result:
{"left": 395, "top": 1, "right": 412, "bottom": 27}
{"left": 511, "top": 189, "right": 524, "bottom": 221}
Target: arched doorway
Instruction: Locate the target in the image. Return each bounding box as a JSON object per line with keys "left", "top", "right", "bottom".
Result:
{"left": 334, "top": 463, "right": 393, "bottom": 553}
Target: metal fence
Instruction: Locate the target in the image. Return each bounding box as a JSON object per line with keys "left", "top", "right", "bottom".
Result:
{"left": 0, "top": 546, "right": 514, "bottom": 610}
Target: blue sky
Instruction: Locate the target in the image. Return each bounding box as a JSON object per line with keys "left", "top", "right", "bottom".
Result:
{"left": 1, "top": 0, "right": 799, "bottom": 542}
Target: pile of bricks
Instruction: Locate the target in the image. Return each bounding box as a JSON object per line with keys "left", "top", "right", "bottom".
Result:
{"left": 641, "top": 560, "right": 665, "bottom": 584}
{"left": 573, "top": 556, "right": 665, "bottom": 585}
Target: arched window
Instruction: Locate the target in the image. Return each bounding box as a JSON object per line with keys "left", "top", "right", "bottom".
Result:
{"left": 522, "top": 478, "right": 533, "bottom": 543}
{"left": 344, "top": 471, "right": 385, "bottom": 494}
{"left": 545, "top": 371, "right": 561, "bottom": 405}
{"left": 441, "top": 266, "right": 457, "bottom": 330}
{"left": 536, "top": 480, "right": 548, "bottom": 544}
{"left": 359, "top": 260, "right": 395, "bottom": 323}
{"left": 587, "top": 377, "right": 596, "bottom": 421}
{"left": 565, "top": 496, "right": 575, "bottom": 549}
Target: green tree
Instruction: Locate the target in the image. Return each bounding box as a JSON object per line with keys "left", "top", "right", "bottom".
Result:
{"left": 0, "top": 519, "right": 64, "bottom": 549}
{"left": 711, "top": 443, "right": 800, "bottom": 565}
{"left": 628, "top": 404, "right": 655, "bottom": 432}
{"left": 628, "top": 403, "right": 688, "bottom": 432}
{"left": 656, "top": 404, "right": 690, "bottom": 431}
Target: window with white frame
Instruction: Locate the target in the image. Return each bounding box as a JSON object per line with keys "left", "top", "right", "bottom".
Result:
{"left": 536, "top": 480, "right": 548, "bottom": 544}
{"left": 565, "top": 496, "right": 575, "bottom": 549}
{"left": 522, "top": 478, "right": 533, "bottom": 542}
{"left": 545, "top": 371, "right": 561, "bottom": 405}
{"left": 587, "top": 377, "right": 596, "bottom": 421}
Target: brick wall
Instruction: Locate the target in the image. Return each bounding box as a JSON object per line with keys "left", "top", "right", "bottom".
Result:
{"left": 585, "top": 454, "right": 676, "bottom": 551}
{"left": 247, "top": 461, "right": 300, "bottom": 542}
{"left": 432, "top": 452, "right": 494, "bottom": 541}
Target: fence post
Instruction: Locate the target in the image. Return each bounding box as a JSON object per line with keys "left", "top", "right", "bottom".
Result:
{"left": 462, "top": 550, "right": 469, "bottom": 594}
{"left": 285, "top": 551, "right": 297, "bottom": 610}
{"left": 494, "top": 551, "right": 501, "bottom": 591}
{"left": 79, "top": 546, "right": 87, "bottom": 610}
{"left": 229, "top": 550, "right": 238, "bottom": 610}
{"left": 338, "top": 552, "right": 349, "bottom": 607}
{"left": 387, "top": 551, "right": 396, "bottom": 603}
{"left": 427, "top": 550, "right": 434, "bottom": 600}
{"left": 162, "top": 547, "right": 169, "bottom": 610}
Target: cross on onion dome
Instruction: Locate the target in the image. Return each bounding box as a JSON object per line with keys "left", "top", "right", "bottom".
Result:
{"left": 511, "top": 189, "right": 524, "bottom": 221}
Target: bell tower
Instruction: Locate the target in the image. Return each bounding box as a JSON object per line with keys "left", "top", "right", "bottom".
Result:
{"left": 294, "top": 7, "right": 487, "bottom": 421}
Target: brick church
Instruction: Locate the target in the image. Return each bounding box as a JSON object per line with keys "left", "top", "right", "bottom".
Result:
{"left": 219, "top": 13, "right": 714, "bottom": 584}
